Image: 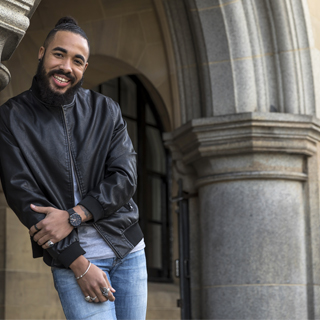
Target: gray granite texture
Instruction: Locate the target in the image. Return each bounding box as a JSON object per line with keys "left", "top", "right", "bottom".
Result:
{"left": 199, "top": 179, "right": 306, "bottom": 286}
{"left": 202, "top": 285, "right": 309, "bottom": 319}
{"left": 164, "top": 0, "right": 320, "bottom": 122}
{"left": 0, "top": 0, "right": 41, "bottom": 91}
{"left": 164, "top": 113, "right": 320, "bottom": 319}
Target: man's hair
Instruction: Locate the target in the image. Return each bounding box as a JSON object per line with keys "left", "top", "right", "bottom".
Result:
{"left": 43, "top": 16, "right": 90, "bottom": 57}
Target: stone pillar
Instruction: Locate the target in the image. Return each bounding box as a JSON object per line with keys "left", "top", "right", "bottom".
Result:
{"left": 0, "top": 0, "right": 41, "bottom": 91}
{"left": 0, "top": 1, "right": 42, "bottom": 318}
{"left": 164, "top": 112, "right": 320, "bottom": 319}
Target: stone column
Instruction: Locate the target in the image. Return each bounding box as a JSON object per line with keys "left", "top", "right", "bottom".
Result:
{"left": 0, "top": 1, "right": 41, "bottom": 318}
{"left": 0, "top": 0, "right": 41, "bottom": 91}
{"left": 164, "top": 112, "right": 320, "bottom": 319}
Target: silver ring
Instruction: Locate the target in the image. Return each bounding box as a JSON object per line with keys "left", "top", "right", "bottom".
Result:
{"left": 84, "top": 296, "right": 91, "bottom": 302}
{"left": 91, "top": 296, "right": 97, "bottom": 301}
{"left": 46, "top": 240, "right": 54, "bottom": 247}
{"left": 34, "top": 224, "right": 40, "bottom": 231}
{"left": 101, "top": 287, "right": 110, "bottom": 297}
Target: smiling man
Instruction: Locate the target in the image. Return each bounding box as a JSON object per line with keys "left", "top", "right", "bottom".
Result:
{"left": 0, "top": 17, "right": 147, "bottom": 320}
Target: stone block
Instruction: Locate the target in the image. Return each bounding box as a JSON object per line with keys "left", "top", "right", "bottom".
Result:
{"left": 147, "top": 283, "right": 180, "bottom": 320}
{"left": 6, "top": 208, "right": 46, "bottom": 273}
{"left": 117, "top": 13, "right": 146, "bottom": 66}
{"left": 208, "top": 61, "right": 235, "bottom": 115}
{"left": 137, "top": 43, "right": 167, "bottom": 86}
{"left": 192, "top": 0, "right": 239, "bottom": 10}
{"left": 199, "top": 180, "right": 306, "bottom": 286}
{"left": 35, "top": 0, "right": 104, "bottom": 29}
{"left": 232, "top": 58, "right": 257, "bottom": 113}
{"left": 297, "top": 47, "right": 316, "bottom": 115}
{"left": 279, "top": 50, "right": 304, "bottom": 114}
{"left": 0, "top": 270, "right": 4, "bottom": 319}
{"left": 251, "top": 0, "right": 275, "bottom": 54}
{"left": 139, "top": 9, "right": 162, "bottom": 44}
{"left": 202, "top": 285, "right": 308, "bottom": 319}
{"left": 309, "top": 9, "right": 320, "bottom": 50}
{"left": 220, "top": 1, "right": 252, "bottom": 60}
{"left": 263, "top": 54, "right": 281, "bottom": 112}
{"left": 87, "top": 18, "right": 122, "bottom": 57}
{"left": 178, "top": 63, "right": 202, "bottom": 121}
{"left": 5, "top": 270, "right": 64, "bottom": 319}
{"left": 196, "top": 8, "right": 230, "bottom": 62}
{"left": 100, "top": 0, "right": 152, "bottom": 18}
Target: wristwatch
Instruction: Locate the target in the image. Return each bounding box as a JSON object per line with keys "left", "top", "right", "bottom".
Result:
{"left": 67, "top": 208, "right": 82, "bottom": 227}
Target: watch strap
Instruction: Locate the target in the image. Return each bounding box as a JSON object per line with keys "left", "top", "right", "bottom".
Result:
{"left": 67, "top": 208, "right": 76, "bottom": 216}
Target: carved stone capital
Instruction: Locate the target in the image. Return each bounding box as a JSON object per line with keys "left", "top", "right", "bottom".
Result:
{"left": 0, "top": 0, "right": 41, "bottom": 91}
{"left": 164, "top": 112, "right": 320, "bottom": 189}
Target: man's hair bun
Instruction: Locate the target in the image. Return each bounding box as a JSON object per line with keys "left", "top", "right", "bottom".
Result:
{"left": 44, "top": 16, "right": 90, "bottom": 56}
{"left": 55, "top": 16, "right": 78, "bottom": 27}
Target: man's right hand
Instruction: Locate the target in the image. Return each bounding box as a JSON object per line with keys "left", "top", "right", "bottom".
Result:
{"left": 70, "top": 255, "right": 116, "bottom": 303}
{"left": 29, "top": 204, "right": 73, "bottom": 248}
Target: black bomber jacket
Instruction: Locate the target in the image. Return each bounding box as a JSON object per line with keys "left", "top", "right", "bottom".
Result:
{"left": 0, "top": 77, "right": 143, "bottom": 268}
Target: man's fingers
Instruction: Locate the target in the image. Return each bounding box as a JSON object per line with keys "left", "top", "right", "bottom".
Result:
{"left": 102, "top": 272, "right": 116, "bottom": 293}
{"left": 41, "top": 239, "right": 55, "bottom": 249}
{"left": 30, "top": 204, "right": 51, "bottom": 214}
{"left": 29, "top": 224, "right": 40, "bottom": 236}
{"left": 101, "top": 272, "right": 116, "bottom": 301}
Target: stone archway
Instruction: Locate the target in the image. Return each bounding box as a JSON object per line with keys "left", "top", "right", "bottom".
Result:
{"left": 163, "top": 1, "right": 320, "bottom": 319}
{"left": 163, "top": 0, "right": 320, "bottom": 121}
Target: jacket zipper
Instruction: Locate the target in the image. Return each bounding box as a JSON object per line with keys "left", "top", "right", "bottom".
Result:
{"left": 61, "top": 106, "right": 81, "bottom": 204}
{"left": 61, "top": 106, "right": 120, "bottom": 257}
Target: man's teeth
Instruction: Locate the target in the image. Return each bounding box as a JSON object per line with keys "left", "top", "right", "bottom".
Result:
{"left": 54, "top": 75, "right": 69, "bottom": 83}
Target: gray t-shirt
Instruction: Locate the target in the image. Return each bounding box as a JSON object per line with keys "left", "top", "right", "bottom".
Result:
{"left": 72, "top": 166, "right": 145, "bottom": 260}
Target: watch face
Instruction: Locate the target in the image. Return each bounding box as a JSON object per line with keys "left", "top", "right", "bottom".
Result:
{"left": 70, "top": 213, "right": 82, "bottom": 227}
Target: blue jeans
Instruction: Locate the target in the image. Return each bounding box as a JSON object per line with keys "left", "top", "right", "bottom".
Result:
{"left": 52, "top": 249, "right": 148, "bottom": 320}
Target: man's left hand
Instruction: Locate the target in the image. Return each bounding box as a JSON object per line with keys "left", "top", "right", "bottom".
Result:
{"left": 29, "top": 204, "right": 73, "bottom": 249}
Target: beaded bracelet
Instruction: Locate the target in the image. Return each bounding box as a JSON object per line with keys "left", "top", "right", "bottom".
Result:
{"left": 75, "top": 262, "right": 91, "bottom": 280}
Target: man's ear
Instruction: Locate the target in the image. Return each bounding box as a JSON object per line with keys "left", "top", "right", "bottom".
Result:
{"left": 38, "top": 46, "right": 45, "bottom": 60}
{"left": 83, "top": 62, "right": 89, "bottom": 73}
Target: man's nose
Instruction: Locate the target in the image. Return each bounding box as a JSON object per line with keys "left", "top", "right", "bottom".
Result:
{"left": 59, "top": 59, "right": 72, "bottom": 73}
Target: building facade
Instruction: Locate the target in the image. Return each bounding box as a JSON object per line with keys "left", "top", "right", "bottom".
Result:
{"left": 1, "top": 0, "right": 320, "bottom": 319}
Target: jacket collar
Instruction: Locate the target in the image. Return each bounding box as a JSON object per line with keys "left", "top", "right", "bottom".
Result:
{"left": 30, "top": 76, "right": 76, "bottom": 108}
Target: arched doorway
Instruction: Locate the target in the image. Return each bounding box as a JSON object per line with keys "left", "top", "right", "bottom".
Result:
{"left": 92, "top": 75, "right": 172, "bottom": 282}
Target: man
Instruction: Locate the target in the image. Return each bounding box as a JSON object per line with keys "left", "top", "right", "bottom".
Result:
{"left": 0, "top": 17, "right": 147, "bottom": 320}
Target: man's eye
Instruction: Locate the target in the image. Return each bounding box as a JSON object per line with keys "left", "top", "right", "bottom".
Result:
{"left": 74, "top": 60, "right": 83, "bottom": 66}
{"left": 54, "top": 53, "right": 63, "bottom": 57}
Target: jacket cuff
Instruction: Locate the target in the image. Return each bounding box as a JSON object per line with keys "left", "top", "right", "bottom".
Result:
{"left": 48, "top": 241, "right": 86, "bottom": 268}
{"left": 78, "top": 195, "right": 104, "bottom": 222}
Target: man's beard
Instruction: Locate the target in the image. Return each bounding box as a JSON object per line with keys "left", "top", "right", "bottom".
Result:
{"left": 36, "top": 58, "right": 83, "bottom": 106}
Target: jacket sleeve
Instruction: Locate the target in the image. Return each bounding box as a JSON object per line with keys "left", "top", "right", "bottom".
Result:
{"left": 78, "top": 101, "right": 137, "bottom": 222}
{"left": 0, "top": 111, "right": 85, "bottom": 267}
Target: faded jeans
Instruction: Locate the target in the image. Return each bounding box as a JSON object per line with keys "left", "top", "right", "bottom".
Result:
{"left": 52, "top": 249, "right": 148, "bottom": 320}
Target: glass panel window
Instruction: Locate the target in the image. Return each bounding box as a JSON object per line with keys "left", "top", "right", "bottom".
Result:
{"left": 124, "top": 118, "right": 138, "bottom": 151}
{"left": 100, "top": 80, "right": 119, "bottom": 102}
{"left": 146, "top": 126, "right": 166, "bottom": 174}
{"left": 146, "top": 223, "right": 162, "bottom": 269}
{"left": 120, "top": 77, "right": 137, "bottom": 119}
{"left": 146, "top": 104, "right": 157, "bottom": 126}
{"left": 148, "top": 176, "right": 163, "bottom": 222}
{"left": 95, "top": 75, "right": 171, "bottom": 282}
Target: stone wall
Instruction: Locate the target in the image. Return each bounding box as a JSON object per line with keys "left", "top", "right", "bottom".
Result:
{"left": 0, "top": 0, "right": 181, "bottom": 319}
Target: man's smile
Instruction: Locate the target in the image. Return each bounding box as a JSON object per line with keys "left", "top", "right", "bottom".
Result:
{"left": 52, "top": 74, "right": 71, "bottom": 87}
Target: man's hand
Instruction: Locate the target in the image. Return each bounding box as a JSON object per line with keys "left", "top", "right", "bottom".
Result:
{"left": 70, "top": 256, "right": 116, "bottom": 303}
{"left": 29, "top": 204, "right": 73, "bottom": 249}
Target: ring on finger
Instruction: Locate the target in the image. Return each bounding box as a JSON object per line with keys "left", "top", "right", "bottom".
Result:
{"left": 91, "top": 296, "right": 97, "bottom": 301}
{"left": 46, "top": 240, "right": 54, "bottom": 248}
{"left": 85, "top": 296, "right": 91, "bottom": 302}
{"left": 34, "top": 224, "right": 40, "bottom": 232}
{"left": 101, "top": 287, "right": 110, "bottom": 297}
